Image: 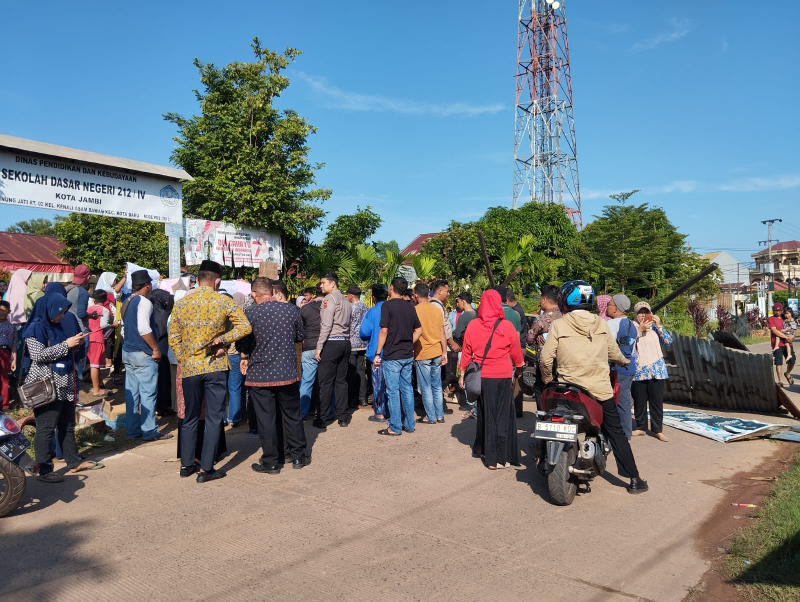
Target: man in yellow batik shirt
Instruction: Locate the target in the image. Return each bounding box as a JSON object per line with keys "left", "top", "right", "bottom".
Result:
{"left": 169, "top": 260, "right": 251, "bottom": 483}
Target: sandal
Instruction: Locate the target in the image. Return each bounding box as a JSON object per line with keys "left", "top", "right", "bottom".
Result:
{"left": 378, "top": 428, "right": 401, "bottom": 436}
{"left": 436, "top": 418, "right": 445, "bottom": 424}
{"left": 37, "top": 473, "right": 64, "bottom": 483}
{"left": 462, "top": 412, "right": 476, "bottom": 420}
{"left": 70, "top": 461, "right": 105, "bottom": 473}
{"left": 417, "top": 418, "right": 436, "bottom": 425}
{"left": 786, "top": 374, "right": 794, "bottom": 386}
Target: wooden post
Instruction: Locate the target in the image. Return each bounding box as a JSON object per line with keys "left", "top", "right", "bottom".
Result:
{"left": 501, "top": 266, "right": 524, "bottom": 287}
{"left": 477, "top": 230, "right": 496, "bottom": 288}
{"left": 258, "top": 261, "right": 279, "bottom": 280}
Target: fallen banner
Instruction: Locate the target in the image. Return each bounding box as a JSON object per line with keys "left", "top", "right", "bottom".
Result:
{"left": 662, "top": 409, "right": 798, "bottom": 443}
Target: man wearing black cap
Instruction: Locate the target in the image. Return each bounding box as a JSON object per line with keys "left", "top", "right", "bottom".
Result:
{"left": 122, "top": 269, "right": 170, "bottom": 442}
{"left": 169, "top": 260, "right": 252, "bottom": 483}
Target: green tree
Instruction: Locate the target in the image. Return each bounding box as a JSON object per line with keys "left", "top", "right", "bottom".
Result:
{"left": 374, "top": 239, "right": 400, "bottom": 263}
{"left": 164, "top": 38, "right": 330, "bottom": 262}
{"left": 55, "top": 215, "right": 168, "bottom": 273}
{"left": 6, "top": 217, "right": 59, "bottom": 236}
{"left": 321, "top": 206, "right": 382, "bottom": 253}
{"left": 580, "top": 196, "right": 717, "bottom": 299}
{"left": 420, "top": 201, "right": 578, "bottom": 287}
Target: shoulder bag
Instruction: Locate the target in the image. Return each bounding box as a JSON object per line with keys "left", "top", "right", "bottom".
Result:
{"left": 462, "top": 319, "right": 502, "bottom": 402}
{"left": 18, "top": 373, "right": 58, "bottom": 410}
{"left": 17, "top": 334, "right": 60, "bottom": 410}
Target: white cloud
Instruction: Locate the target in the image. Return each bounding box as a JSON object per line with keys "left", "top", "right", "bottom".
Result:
{"left": 632, "top": 18, "right": 693, "bottom": 51}
{"left": 716, "top": 175, "right": 800, "bottom": 193}
{"left": 649, "top": 180, "right": 697, "bottom": 194}
{"left": 297, "top": 73, "right": 504, "bottom": 117}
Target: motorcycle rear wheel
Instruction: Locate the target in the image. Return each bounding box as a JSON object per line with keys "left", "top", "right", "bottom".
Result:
{"left": 548, "top": 445, "right": 578, "bottom": 506}
{"left": 0, "top": 455, "right": 27, "bottom": 518}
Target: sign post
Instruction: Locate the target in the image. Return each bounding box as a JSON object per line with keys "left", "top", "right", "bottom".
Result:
{"left": 165, "top": 222, "right": 183, "bottom": 278}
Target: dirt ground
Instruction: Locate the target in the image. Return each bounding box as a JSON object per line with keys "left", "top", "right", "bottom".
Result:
{"left": 2, "top": 386, "right": 798, "bottom": 602}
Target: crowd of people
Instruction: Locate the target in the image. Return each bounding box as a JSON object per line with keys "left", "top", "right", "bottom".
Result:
{"left": 1, "top": 259, "right": 696, "bottom": 493}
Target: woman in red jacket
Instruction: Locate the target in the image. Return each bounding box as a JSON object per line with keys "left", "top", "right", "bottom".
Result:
{"left": 459, "top": 289, "right": 524, "bottom": 469}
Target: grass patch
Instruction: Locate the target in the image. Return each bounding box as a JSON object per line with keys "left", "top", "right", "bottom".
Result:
{"left": 726, "top": 452, "right": 800, "bottom": 601}
{"left": 739, "top": 335, "right": 770, "bottom": 346}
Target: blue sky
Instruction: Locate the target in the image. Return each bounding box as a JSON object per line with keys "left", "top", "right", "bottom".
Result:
{"left": 1, "top": 0, "right": 798, "bottom": 280}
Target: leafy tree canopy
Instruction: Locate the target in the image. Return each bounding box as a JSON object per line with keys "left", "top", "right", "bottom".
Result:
{"left": 55, "top": 215, "right": 168, "bottom": 274}
{"left": 6, "top": 218, "right": 59, "bottom": 236}
{"left": 421, "top": 201, "right": 579, "bottom": 285}
{"left": 373, "top": 239, "right": 400, "bottom": 263}
{"left": 579, "top": 191, "right": 718, "bottom": 299}
{"left": 321, "top": 205, "right": 382, "bottom": 253}
{"left": 165, "top": 38, "right": 330, "bottom": 261}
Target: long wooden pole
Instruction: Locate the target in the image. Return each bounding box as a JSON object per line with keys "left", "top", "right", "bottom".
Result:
{"left": 477, "top": 231, "right": 496, "bottom": 288}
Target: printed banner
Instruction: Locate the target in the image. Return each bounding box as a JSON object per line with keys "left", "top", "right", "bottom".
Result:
{"left": 662, "top": 409, "right": 794, "bottom": 443}
{"left": 183, "top": 219, "right": 282, "bottom": 269}
{"left": 0, "top": 149, "right": 182, "bottom": 224}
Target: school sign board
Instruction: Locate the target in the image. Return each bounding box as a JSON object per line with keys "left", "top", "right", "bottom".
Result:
{"left": 0, "top": 134, "right": 189, "bottom": 225}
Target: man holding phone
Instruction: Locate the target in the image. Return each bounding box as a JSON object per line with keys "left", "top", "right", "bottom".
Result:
{"left": 122, "top": 269, "right": 170, "bottom": 442}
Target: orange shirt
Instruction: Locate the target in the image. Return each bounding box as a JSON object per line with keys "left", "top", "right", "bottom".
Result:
{"left": 414, "top": 303, "right": 444, "bottom": 361}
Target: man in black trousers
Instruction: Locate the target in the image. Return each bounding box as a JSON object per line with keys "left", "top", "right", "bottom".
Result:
{"left": 313, "top": 273, "right": 352, "bottom": 429}
{"left": 239, "top": 278, "right": 310, "bottom": 474}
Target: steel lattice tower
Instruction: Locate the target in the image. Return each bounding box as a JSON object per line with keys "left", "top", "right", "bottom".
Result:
{"left": 513, "top": 0, "right": 581, "bottom": 227}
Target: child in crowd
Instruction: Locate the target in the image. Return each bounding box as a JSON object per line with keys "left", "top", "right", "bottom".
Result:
{"left": 0, "top": 300, "right": 15, "bottom": 410}
{"left": 88, "top": 289, "right": 116, "bottom": 396}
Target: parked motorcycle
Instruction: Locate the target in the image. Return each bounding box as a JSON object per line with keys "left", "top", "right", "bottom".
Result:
{"left": 529, "top": 381, "right": 614, "bottom": 506}
{"left": 0, "top": 411, "right": 35, "bottom": 517}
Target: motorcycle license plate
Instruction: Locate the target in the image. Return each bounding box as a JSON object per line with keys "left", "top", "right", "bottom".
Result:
{"left": 535, "top": 422, "right": 578, "bottom": 442}
{"left": 0, "top": 433, "right": 30, "bottom": 462}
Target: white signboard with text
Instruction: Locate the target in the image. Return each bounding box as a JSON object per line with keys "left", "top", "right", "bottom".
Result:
{"left": 0, "top": 149, "right": 183, "bottom": 224}
{"left": 183, "top": 219, "right": 282, "bottom": 269}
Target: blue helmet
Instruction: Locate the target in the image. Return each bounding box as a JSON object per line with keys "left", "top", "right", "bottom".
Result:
{"left": 557, "top": 280, "right": 595, "bottom": 313}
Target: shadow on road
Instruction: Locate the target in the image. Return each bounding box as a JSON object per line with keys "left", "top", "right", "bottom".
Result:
{"left": 10, "top": 473, "right": 88, "bottom": 517}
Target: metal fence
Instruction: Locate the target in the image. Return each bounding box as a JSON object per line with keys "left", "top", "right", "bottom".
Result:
{"left": 662, "top": 334, "right": 782, "bottom": 414}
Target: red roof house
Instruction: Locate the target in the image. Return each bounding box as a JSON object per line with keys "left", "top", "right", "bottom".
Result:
{"left": 0, "top": 232, "right": 72, "bottom": 273}
{"left": 400, "top": 233, "right": 440, "bottom": 256}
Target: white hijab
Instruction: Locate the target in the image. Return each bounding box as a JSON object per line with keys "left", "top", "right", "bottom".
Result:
{"left": 96, "top": 272, "right": 117, "bottom": 293}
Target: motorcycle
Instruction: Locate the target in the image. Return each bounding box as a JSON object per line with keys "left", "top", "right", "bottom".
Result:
{"left": 0, "top": 411, "right": 35, "bottom": 517}
{"left": 529, "top": 379, "right": 616, "bottom": 506}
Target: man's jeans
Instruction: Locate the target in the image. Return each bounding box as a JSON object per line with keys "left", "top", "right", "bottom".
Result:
{"left": 227, "top": 354, "right": 243, "bottom": 423}
{"left": 370, "top": 363, "right": 388, "bottom": 417}
{"left": 123, "top": 350, "right": 160, "bottom": 439}
{"left": 299, "top": 350, "right": 318, "bottom": 418}
{"left": 615, "top": 372, "right": 635, "bottom": 440}
{"left": 415, "top": 357, "right": 444, "bottom": 421}
{"left": 383, "top": 358, "right": 416, "bottom": 434}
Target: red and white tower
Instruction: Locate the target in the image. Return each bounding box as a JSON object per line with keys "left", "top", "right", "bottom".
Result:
{"left": 513, "top": 0, "right": 581, "bottom": 227}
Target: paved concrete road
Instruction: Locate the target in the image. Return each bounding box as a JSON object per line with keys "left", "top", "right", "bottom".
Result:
{"left": 0, "top": 400, "right": 794, "bottom": 602}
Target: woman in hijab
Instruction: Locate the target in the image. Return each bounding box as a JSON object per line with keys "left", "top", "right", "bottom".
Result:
{"left": 24, "top": 273, "right": 48, "bottom": 319}
{"left": 596, "top": 295, "right": 612, "bottom": 322}
{"left": 7, "top": 269, "right": 32, "bottom": 325}
{"left": 23, "top": 292, "right": 104, "bottom": 482}
{"left": 459, "top": 290, "right": 524, "bottom": 470}
{"left": 149, "top": 288, "right": 175, "bottom": 416}
{"left": 631, "top": 301, "right": 673, "bottom": 442}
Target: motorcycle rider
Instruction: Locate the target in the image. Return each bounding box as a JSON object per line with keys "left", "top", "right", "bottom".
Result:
{"left": 539, "top": 281, "right": 649, "bottom": 494}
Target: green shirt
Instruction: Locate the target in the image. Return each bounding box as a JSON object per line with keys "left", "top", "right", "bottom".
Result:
{"left": 502, "top": 304, "right": 522, "bottom": 333}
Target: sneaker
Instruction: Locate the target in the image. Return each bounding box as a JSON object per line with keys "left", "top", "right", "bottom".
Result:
{"left": 627, "top": 478, "right": 649, "bottom": 494}
{"left": 145, "top": 432, "right": 174, "bottom": 442}
{"left": 180, "top": 464, "right": 199, "bottom": 478}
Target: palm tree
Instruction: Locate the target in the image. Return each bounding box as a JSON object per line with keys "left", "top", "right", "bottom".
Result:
{"left": 379, "top": 250, "right": 407, "bottom": 286}
{"left": 340, "top": 244, "right": 380, "bottom": 292}
{"left": 411, "top": 254, "right": 438, "bottom": 283}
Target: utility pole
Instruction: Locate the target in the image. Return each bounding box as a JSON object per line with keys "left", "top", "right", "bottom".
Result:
{"left": 760, "top": 218, "right": 782, "bottom": 310}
